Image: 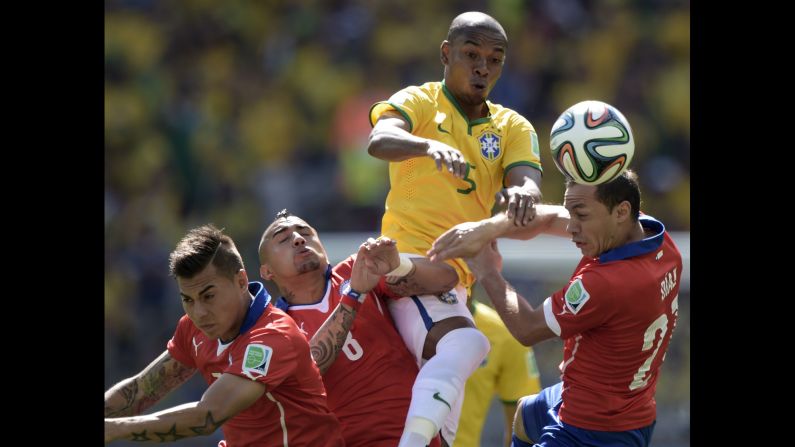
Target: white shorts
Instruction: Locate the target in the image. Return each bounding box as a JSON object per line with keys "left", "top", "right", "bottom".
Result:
{"left": 387, "top": 284, "right": 472, "bottom": 367}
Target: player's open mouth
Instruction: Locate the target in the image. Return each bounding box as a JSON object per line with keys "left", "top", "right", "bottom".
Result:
{"left": 472, "top": 82, "right": 486, "bottom": 91}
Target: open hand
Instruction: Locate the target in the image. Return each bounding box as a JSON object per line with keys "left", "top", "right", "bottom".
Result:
{"left": 427, "top": 221, "right": 492, "bottom": 262}
{"left": 495, "top": 186, "right": 537, "bottom": 226}
{"left": 427, "top": 140, "right": 467, "bottom": 179}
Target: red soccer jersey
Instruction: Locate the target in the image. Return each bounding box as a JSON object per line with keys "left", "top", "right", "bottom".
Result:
{"left": 167, "top": 282, "right": 345, "bottom": 447}
{"left": 542, "top": 216, "right": 682, "bottom": 431}
{"left": 283, "top": 258, "right": 429, "bottom": 447}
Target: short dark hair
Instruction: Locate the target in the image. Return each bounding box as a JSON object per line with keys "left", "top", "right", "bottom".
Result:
{"left": 446, "top": 12, "right": 507, "bottom": 44}
{"left": 567, "top": 170, "right": 641, "bottom": 221}
{"left": 258, "top": 209, "right": 294, "bottom": 263}
{"left": 169, "top": 224, "right": 244, "bottom": 279}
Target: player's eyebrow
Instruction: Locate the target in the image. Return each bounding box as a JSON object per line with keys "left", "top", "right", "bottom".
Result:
{"left": 271, "top": 223, "right": 309, "bottom": 238}
{"left": 463, "top": 39, "right": 505, "bottom": 53}
{"left": 566, "top": 203, "right": 587, "bottom": 211}
{"left": 180, "top": 284, "right": 214, "bottom": 299}
{"left": 271, "top": 226, "right": 288, "bottom": 238}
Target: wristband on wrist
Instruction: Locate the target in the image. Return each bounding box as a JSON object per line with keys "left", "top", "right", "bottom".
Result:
{"left": 386, "top": 254, "right": 415, "bottom": 277}
{"left": 340, "top": 294, "right": 362, "bottom": 311}
{"left": 340, "top": 281, "right": 365, "bottom": 310}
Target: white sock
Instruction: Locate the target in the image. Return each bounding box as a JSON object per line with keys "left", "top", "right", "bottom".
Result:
{"left": 398, "top": 417, "right": 437, "bottom": 447}
{"left": 401, "top": 327, "right": 490, "bottom": 445}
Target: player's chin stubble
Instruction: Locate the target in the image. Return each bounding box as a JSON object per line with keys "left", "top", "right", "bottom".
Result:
{"left": 297, "top": 259, "right": 321, "bottom": 274}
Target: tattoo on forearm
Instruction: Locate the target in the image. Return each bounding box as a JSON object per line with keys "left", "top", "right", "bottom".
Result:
{"left": 122, "top": 411, "right": 228, "bottom": 442}
{"left": 189, "top": 411, "right": 229, "bottom": 435}
{"left": 105, "top": 380, "right": 139, "bottom": 417}
{"left": 310, "top": 304, "right": 357, "bottom": 374}
{"left": 130, "top": 430, "right": 150, "bottom": 441}
{"left": 105, "top": 353, "right": 195, "bottom": 418}
{"left": 386, "top": 271, "right": 448, "bottom": 297}
{"left": 153, "top": 424, "right": 186, "bottom": 442}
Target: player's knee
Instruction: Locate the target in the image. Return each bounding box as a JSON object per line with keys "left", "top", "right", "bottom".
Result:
{"left": 439, "top": 326, "right": 490, "bottom": 359}
{"left": 512, "top": 395, "right": 533, "bottom": 444}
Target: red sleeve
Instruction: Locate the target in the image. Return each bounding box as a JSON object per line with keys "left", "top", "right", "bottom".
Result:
{"left": 546, "top": 270, "right": 614, "bottom": 339}
{"left": 224, "top": 327, "right": 298, "bottom": 388}
{"left": 166, "top": 315, "right": 197, "bottom": 368}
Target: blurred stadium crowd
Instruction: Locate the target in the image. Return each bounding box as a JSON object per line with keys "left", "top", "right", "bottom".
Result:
{"left": 105, "top": 1, "right": 689, "bottom": 445}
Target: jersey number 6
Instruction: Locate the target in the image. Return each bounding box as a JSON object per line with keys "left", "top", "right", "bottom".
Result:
{"left": 342, "top": 332, "right": 363, "bottom": 361}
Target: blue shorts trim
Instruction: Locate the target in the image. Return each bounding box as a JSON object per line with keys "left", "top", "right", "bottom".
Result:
{"left": 410, "top": 295, "right": 434, "bottom": 330}
{"left": 518, "top": 383, "right": 656, "bottom": 447}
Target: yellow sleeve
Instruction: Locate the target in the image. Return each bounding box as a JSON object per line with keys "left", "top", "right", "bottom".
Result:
{"left": 369, "top": 85, "right": 432, "bottom": 133}
{"left": 501, "top": 113, "right": 543, "bottom": 187}
{"left": 496, "top": 339, "right": 542, "bottom": 403}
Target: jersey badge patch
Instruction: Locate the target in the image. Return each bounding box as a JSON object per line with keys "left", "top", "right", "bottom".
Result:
{"left": 479, "top": 132, "right": 501, "bottom": 161}
{"left": 530, "top": 131, "right": 540, "bottom": 158}
{"left": 564, "top": 278, "right": 590, "bottom": 315}
{"left": 436, "top": 290, "right": 459, "bottom": 304}
{"left": 242, "top": 344, "right": 273, "bottom": 380}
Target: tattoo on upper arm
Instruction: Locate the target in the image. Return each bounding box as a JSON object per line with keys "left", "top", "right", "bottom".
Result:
{"left": 310, "top": 304, "right": 357, "bottom": 374}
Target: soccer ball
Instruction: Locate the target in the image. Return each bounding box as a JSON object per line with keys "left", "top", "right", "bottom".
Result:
{"left": 549, "top": 100, "right": 635, "bottom": 185}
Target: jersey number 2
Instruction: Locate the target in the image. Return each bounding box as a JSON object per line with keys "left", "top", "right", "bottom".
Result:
{"left": 629, "top": 296, "right": 678, "bottom": 391}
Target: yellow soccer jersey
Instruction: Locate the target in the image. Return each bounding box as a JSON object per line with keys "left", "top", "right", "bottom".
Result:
{"left": 455, "top": 302, "right": 542, "bottom": 447}
{"left": 369, "top": 81, "right": 542, "bottom": 288}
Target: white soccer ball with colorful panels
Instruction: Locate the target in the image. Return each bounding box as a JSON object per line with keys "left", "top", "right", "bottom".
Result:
{"left": 549, "top": 100, "right": 635, "bottom": 185}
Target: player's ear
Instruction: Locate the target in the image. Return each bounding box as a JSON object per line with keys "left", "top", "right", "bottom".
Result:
{"left": 237, "top": 269, "right": 249, "bottom": 290}
{"left": 615, "top": 200, "right": 631, "bottom": 223}
{"left": 440, "top": 41, "right": 450, "bottom": 64}
{"left": 260, "top": 264, "right": 274, "bottom": 281}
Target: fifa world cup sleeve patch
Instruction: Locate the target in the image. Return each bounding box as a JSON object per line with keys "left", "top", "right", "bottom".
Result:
{"left": 241, "top": 344, "right": 273, "bottom": 381}
{"left": 564, "top": 278, "right": 590, "bottom": 315}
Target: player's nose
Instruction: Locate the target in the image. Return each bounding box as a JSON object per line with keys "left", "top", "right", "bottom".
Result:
{"left": 292, "top": 232, "right": 306, "bottom": 247}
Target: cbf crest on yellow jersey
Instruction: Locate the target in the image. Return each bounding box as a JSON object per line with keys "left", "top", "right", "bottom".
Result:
{"left": 370, "top": 81, "right": 542, "bottom": 288}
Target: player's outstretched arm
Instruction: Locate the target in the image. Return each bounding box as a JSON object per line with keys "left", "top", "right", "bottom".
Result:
{"left": 309, "top": 239, "right": 384, "bottom": 374}
{"left": 105, "top": 372, "right": 265, "bottom": 443}
{"left": 104, "top": 350, "right": 196, "bottom": 418}
{"left": 427, "top": 205, "right": 570, "bottom": 262}
{"left": 368, "top": 113, "right": 468, "bottom": 179}
{"left": 465, "top": 241, "right": 556, "bottom": 347}
{"left": 358, "top": 236, "right": 458, "bottom": 297}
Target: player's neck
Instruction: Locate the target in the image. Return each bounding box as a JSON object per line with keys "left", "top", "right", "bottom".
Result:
{"left": 461, "top": 101, "right": 489, "bottom": 121}
{"left": 279, "top": 270, "right": 327, "bottom": 305}
{"left": 625, "top": 221, "right": 647, "bottom": 245}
